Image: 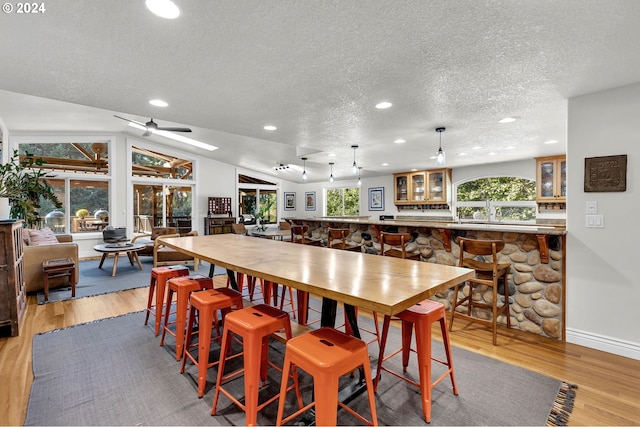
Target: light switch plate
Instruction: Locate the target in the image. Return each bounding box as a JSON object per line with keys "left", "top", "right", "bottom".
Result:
{"left": 585, "top": 214, "right": 604, "bottom": 228}
{"left": 586, "top": 201, "right": 598, "bottom": 214}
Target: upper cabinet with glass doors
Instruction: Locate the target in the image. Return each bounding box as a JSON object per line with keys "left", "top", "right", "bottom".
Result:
{"left": 393, "top": 169, "right": 451, "bottom": 206}
{"left": 535, "top": 155, "right": 566, "bottom": 203}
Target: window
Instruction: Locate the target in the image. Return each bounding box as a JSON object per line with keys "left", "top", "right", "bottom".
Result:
{"left": 326, "top": 187, "right": 360, "bottom": 216}
{"left": 131, "top": 146, "right": 195, "bottom": 233}
{"left": 18, "top": 139, "right": 111, "bottom": 234}
{"left": 237, "top": 174, "right": 279, "bottom": 225}
{"left": 456, "top": 177, "right": 536, "bottom": 222}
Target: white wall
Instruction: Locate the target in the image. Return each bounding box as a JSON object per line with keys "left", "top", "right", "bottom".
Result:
{"left": 566, "top": 82, "right": 640, "bottom": 359}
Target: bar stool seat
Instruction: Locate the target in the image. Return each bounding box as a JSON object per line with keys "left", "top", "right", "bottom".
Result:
{"left": 180, "top": 288, "right": 244, "bottom": 398}
{"left": 211, "top": 304, "right": 302, "bottom": 426}
{"left": 375, "top": 299, "right": 457, "bottom": 423}
{"left": 276, "top": 327, "right": 378, "bottom": 426}
{"left": 145, "top": 265, "right": 190, "bottom": 336}
{"left": 160, "top": 274, "right": 214, "bottom": 360}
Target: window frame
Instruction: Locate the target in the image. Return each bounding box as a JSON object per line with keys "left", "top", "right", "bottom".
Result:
{"left": 325, "top": 186, "right": 360, "bottom": 217}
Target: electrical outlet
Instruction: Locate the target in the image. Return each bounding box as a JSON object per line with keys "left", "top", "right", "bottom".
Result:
{"left": 586, "top": 201, "right": 598, "bottom": 214}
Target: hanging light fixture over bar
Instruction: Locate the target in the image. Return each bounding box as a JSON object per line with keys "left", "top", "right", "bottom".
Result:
{"left": 435, "top": 127, "right": 446, "bottom": 166}
{"left": 301, "top": 157, "right": 308, "bottom": 181}
{"left": 329, "top": 162, "right": 335, "bottom": 183}
{"left": 351, "top": 145, "right": 359, "bottom": 175}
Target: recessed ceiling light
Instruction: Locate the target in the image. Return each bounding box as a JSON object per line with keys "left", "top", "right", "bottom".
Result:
{"left": 375, "top": 101, "right": 392, "bottom": 109}
{"left": 149, "top": 99, "right": 168, "bottom": 107}
{"left": 429, "top": 155, "right": 436, "bottom": 160}
{"left": 488, "top": 152, "right": 497, "bottom": 156}
{"left": 410, "top": 168, "right": 418, "bottom": 172}
{"left": 544, "top": 139, "right": 559, "bottom": 144}
{"left": 458, "top": 152, "right": 468, "bottom": 156}
{"left": 471, "top": 146, "right": 482, "bottom": 150}
{"left": 505, "top": 146, "right": 515, "bottom": 150}
{"left": 328, "top": 153, "right": 336, "bottom": 157}
{"left": 394, "top": 139, "right": 406, "bottom": 144}
{"left": 263, "top": 125, "right": 277, "bottom": 131}
{"left": 145, "top": 0, "right": 180, "bottom": 19}
{"left": 381, "top": 162, "right": 389, "bottom": 166}
{"left": 499, "top": 117, "right": 516, "bottom": 124}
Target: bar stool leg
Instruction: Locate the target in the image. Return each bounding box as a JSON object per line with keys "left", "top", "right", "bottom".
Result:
{"left": 196, "top": 305, "right": 215, "bottom": 398}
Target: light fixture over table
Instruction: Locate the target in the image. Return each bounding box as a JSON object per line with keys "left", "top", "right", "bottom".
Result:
{"left": 301, "top": 157, "right": 308, "bottom": 181}
{"left": 435, "top": 127, "right": 446, "bottom": 166}
{"left": 351, "top": 145, "right": 359, "bottom": 175}
{"left": 329, "top": 162, "right": 335, "bottom": 183}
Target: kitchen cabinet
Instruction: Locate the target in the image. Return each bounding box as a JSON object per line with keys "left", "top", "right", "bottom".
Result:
{"left": 204, "top": 217, "right": 236, "bottom": 235}
{"left": 393, "top": 168, "right": 451, "bottom": 207}
{"left": 535, "top": 155, "right": 566, "bottom": 202}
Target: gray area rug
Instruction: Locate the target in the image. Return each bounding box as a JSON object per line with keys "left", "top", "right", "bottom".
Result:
{"left": 36, "top": 258, "right": 227, "bottom": 304}
{"left": 26, "top": 310, "right": 573, "bottom": 426}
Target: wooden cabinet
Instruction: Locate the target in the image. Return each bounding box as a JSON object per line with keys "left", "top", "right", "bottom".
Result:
{"left": 535, "top": 155, "right": 566, "bottom": 202}
{"left": 394, "top": 168, "right": 451, "bottom": 207}
{"left": 0, "top": 221, "right": 26, "bottom": 337}
{"left": 204, "top": 217, "right": 236, "bottom": 235}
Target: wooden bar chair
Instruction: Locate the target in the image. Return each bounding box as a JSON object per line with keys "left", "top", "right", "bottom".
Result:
{"left": 450, "top": 237, "right": 511, "bottom": 345}
{"left": 290, "top": 225, "right": 321, "bottom": 246}
{"left": 327, "top": 227, "right": 362, "bottom": 252}
{"left": 379, "top": 231, "right": 420, "bottom": 260}
{"left": 276, "top": 327, "right": 378, "bottom": 426}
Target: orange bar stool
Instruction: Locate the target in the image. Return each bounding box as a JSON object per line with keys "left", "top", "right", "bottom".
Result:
{"left": 160, "top": 274, "right": 214, "bottom": 361}
{"left": 276, "top": 327, "right": 378, "bottom": 426}
{"left": 374, "top": 299, "right": 457, "bottom": 423}
{"left": 211, "top": 304, "right": 302, "bottom": 426}
{"left": 145, "top": 265, "right": 190, "bottom": 336}
{"left": 180, "top": 288, "right": 244, "bottom": 398}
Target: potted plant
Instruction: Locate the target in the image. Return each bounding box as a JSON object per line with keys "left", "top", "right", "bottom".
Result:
{"left": 75, "top": 208, "right": 89, "bottom": 219}
{"left": 0, "top": 150, "right": 62, "bottom": 227}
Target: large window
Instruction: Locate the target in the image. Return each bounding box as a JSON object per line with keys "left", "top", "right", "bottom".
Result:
{"left": 18, "top": 140, "right": 111, "bottom": 234}
{"left": 237, "top": 174, "right": 279, "bottom": 225}
{"left": 131, "top": 146, "right": 195, "bottom": 234}
{"left": 326, "top": 187, "right": 360, "bottom": 216}
{"left": 456, "top": 177, "right": 536, "bottom": 222}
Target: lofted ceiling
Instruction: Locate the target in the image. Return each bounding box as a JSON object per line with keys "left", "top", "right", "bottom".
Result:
{"left": 1, "top": 0, "right": 640, "bottom": 183}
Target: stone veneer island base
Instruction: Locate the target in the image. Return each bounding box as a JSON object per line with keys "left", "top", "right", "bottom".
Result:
{"left": 286, "top": 217, "right": 566, "bottom": 341}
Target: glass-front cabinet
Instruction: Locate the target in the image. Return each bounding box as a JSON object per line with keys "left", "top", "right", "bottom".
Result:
{"left": 393, "top": 169, "right": 450, "bottom": 206}
{"left": 535, "top": 155, "right": 566, "bottom": 202}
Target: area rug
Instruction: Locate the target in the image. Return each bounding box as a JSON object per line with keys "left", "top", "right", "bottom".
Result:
{"left": 25, "top": 311, "right": 575, "bottom": 426}
{"left": 36, "top": 259, "right": 227, "bottom": 304}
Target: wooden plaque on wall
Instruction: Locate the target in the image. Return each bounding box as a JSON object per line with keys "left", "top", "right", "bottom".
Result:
{"left": 584, "top": 154, "right": 627, "bottom": 192}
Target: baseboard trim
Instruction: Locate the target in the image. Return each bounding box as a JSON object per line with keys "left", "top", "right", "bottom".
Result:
{"left": 566, "top": 328, "right": 640, "bottom": 361}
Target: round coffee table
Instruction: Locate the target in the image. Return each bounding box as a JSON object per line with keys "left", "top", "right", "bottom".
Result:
{"left": 93, "top": 243, "right": 146, "bottom": 276}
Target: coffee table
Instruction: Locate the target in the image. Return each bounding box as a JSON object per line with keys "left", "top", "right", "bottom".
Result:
{"left": 93, "top": 243, "right": 146, "bottom": 276}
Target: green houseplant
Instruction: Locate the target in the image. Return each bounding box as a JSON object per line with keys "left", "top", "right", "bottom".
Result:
{"left": 0, "top": 150, "right": 62, "bottom": 227}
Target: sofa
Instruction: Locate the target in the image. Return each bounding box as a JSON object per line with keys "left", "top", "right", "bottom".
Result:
{"left": 23, "top": 228, "right": 79, "bottom": 293}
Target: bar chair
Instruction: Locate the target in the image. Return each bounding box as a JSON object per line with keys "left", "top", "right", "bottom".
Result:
{"left": 211, "top": 304, "right": 303, "bottom": 426}
{"left": 327, "top": 227, "right": 362, "bottom": 252}
{"left": 375, "top": 299, "right": 457, "bottom": 423}
{"left": 379, "top": 231, "right": 420, "bottom": 260}
{"left": 276, "top": 327, "right": 378, "bottom": 426}
{"left": 145, "top": 265, "right": 190, "bottom": 336}
{"left": 449, "top": 237, "right": 511, "bottom": 345}
{"left": 290, "top": 225, "right": 322, "bottom": 246}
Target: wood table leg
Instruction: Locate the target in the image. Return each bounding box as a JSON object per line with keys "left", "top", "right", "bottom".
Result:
{"left": 98, "top": 253, "right": 107, "bottom": 269}
{"left": 111, "top": 253, "right": 119, "bottom": 276}
{"left": 133, "top": 251, "right": 143, "bottom": 270}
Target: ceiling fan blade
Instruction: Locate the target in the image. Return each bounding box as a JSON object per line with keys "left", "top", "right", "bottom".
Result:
{"left": 156, "top": 127, "right": 192, "bottom": 133}
{"left": 113, "top": 114, "right": 146, "bottom": 127}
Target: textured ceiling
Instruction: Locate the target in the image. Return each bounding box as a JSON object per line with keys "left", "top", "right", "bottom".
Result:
{"left": 1, "top": 0, "right": 640, "bottom": 182}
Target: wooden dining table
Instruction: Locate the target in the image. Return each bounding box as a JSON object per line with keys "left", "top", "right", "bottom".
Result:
{"left": 159, "top": 233, "right": 474, "bottom": 422}
{"left": 158, "top": 233, "right": 474, "bottom": 321}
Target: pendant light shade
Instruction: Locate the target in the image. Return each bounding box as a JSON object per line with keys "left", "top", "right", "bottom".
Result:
{"left": 357, "top": 167, "right": 362, "bottom": 187}
{"left": 301, "top": 157, "right": 308, "bottom": 181}
{"left": 435, "top": 127, "right": 446, "bottom": 166}
{"left": 329, "top": 162, "right": 335, "bottom": 183}
{"left": 351, "top": 145, "right": 359, "bottom": 175}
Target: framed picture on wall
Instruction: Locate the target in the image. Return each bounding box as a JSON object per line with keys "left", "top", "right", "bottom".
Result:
{"left": 284, "top": 192, "right": 296, "bottom": 210}
{"left": 305, "top": 191, "right": 316, "bottom": 211}
{"left": 368, "top": 187, "right": 384, "bottom": 211}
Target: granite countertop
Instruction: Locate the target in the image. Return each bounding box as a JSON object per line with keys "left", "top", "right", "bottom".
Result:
{"left": 288, "top": 217, "right": 566, "bottom": 235}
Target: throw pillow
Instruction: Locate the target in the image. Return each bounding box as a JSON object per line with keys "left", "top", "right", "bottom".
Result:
{"left": 22, "top": 228, "right": 31, "bottom": 246}
{"left": 28, "top": 227, "right": 60, "bottom": 246}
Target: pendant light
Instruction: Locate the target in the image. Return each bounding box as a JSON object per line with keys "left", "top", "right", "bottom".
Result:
{"left": 301, "top": 157, "right": 308, "bottom": 181}
{"left": 351, "top": 145, "right": 359, "bottom": 175}
{"left": 329, "top": 162, "right": 335, "bottom": 183}
{"left": 435, "top": 127, "right": 446, "bottom": 166}
{"left": 357, "top": 167, "right": 362, "bottom": 187}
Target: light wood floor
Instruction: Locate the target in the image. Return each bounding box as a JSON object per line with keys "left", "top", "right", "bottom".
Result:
{"left": 1, "top": 279, "right": 639, "bottom": 426}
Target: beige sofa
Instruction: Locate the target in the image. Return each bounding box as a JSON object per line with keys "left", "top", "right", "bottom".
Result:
{"left": 24, "top": 234, "right": 79, "bottom": 293}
